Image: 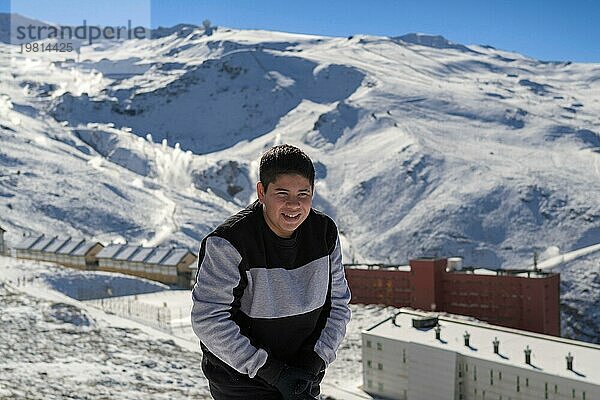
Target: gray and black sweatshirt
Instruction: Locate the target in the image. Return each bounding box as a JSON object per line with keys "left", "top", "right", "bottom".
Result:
{"left": 191, "top": 200, "right": 351, "bottom": 393}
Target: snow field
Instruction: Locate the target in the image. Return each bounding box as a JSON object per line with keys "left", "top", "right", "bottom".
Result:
{"left": 0, "top": 256, "right": 389, "bottom": 399}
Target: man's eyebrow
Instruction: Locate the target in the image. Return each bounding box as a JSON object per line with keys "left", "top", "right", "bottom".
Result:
{"left": 273, "top": 187, "right": 311, "bottom": 192}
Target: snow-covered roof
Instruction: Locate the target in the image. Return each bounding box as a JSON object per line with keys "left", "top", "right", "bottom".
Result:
{"left": 70, "top": 241, "right": 101, "bottom": 256}
{"left": 113, "top": 245, "right": 140, "bottom": 261}
{"left": 130, "top": 247, "right": 155, "bottom": 262}
{"left": 160, "top": 249, "right": 192, "bottom": 266}
{"left": 145, "top": 248, "right": 171, "bottom": 264}
{"left": 365, "top": 309, "right": 600, "bottom": 385}
{"left": 14, "top": 235, "right": 97, "bottom": 256}
{"left": 44, "top": 237, "right": 71, "bottom": 253}
{"left": 57, "top": 238, "right": 85, "bottom": 255}
{"left": 95, "top": 244, "right": 194, "bottom": 264}
{"left": 346, "top": 264, "right": 411, "bottom": 271}
{"left": 30, "top": 236, "right": 55, "bottom": 251}
{"left": 14, "top": 235, "right": 43, "bottom": 250}
{"left": 472, "top": 268, "right": 499, "bottom": 275}
{"left": 96, "top": 244, "right": 124, "bottom": 259}
{"left": 450, "top": 268, "right": 550, "bottom": 278}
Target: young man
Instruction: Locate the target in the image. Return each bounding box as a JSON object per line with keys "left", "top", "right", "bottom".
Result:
{"left": 191, "top": 144, "right": 352, "bottom": 400}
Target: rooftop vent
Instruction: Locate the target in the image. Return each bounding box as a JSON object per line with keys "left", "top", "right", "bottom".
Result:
{"left": 566, "top": 352, "right": 573, "bottom": 371}
{"left": 493, "top": 337, "right": 500, "bottom": 354}
{"left": 447, "top": 257, "right": 463, "bottom": 271}
{"left": 524, "top": 345, "right": 532, "bottom": 364}
{"left": 463, "top": 331, "right": 470, "bottom": 347}
{"left": 412, "top": 316, "right": 438, "bottom": 329}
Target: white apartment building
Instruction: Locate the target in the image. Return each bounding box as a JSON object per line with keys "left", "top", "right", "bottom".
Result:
{"left": 362, "top": 309, "right": 600, "bottom": 400}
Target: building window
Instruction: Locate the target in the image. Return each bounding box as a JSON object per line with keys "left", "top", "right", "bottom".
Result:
{"left": 402, "top": 348, "right": 406, "bottom": 363}
{"left": 545, "top": 382, "right": 548, "bottom": 399}
{"left": 555, "top": 384, "right": 558, "bottom": 394}
{"left": 526, "top": 378, "right": 529, "bottom": 387}
{"left": 517, "top": 376, "right": 520, "bottom": 392}
{"left": 583, "top": 392, "right": 586, "bottom": 400}
{"left": 465, "top": 363, "right": 468, "bottom": 372}
{"left": 378, "top": 382, "right": 384, "bottom": 392}
{"left": 377, "top": 363, "right": 383, "bottom": 370}
{"left": 366, "top": 340, "right": 372, "bottom": 348}
{"left": 367, "top": 379, "right": 372, "bottom": 388}
{"left": 498, "top": 371, "right": 502, "bottom": 381}
{"left": 474, "top": 366, "right": 477, "bottom": 381}
{"left": 367, "top": 360, "right": 372, "bottom": 368}
{"left": 572, "top": 389, "right": 575, "bottom": 398}
{"left": 377, "top": 342, "right": 383, "bottom": 351}
{"left": 490, "top": 369, "right": 493, "bottom": 385}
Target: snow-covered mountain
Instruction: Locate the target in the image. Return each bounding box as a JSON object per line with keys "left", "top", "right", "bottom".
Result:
{"left": 0, "top": 17, "right": 598, "bottom": 341}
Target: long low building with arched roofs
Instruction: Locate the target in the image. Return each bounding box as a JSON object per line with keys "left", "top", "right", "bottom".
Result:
{"left": 12, "top": 234, "right": 196, "bottom": 288}
{"left": 95, "top": 244, "right": 195, "bottom": 287}
{"left": 14, "top": 235, "right": 104, "bottom": 270}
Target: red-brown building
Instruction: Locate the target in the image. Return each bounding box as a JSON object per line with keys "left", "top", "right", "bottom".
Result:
{"left": 345, "top": 257, "right": 560, "bottom": 336}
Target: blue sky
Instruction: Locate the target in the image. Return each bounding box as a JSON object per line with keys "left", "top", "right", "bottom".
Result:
{"left": 2, "top": 0, "right": 599, "bottom": 62}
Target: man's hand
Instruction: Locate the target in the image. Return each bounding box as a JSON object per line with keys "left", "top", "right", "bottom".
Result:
{"left": 274, "top": 365, "right": 318, "bottom": 400}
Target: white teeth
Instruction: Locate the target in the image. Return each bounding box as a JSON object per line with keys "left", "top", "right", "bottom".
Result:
{"left": 284, "top": 213, "right": 299, "bottom": 218}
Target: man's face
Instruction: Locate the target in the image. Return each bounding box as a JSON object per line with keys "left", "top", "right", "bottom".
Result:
{"left": 257, "top": 173, "right": 313, "bottom": 238}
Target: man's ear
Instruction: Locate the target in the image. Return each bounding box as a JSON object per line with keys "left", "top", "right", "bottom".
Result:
{"left": 256, "top": 181, "right": 265, "bottom": 202}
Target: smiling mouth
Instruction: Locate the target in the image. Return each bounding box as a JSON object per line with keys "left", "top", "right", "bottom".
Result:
{"left": 282, "top": 213, "right": 301, "bottom": 221}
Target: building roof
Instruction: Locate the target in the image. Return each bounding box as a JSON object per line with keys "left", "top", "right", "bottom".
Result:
{"left": 29, "top": 236, "right": 55, "bottom": 251}
{"left": 71, "top": 241, "right": 102, "bottom": 256}
{"left": 14, "top": 235, "right": 43, "bottom": 250}
{"left": 345, "top": 264, "right": 550, "bottom": 278}
{"left": 96, "top": 244, "right": 124, "bottom": 259}
{"left": 160, "top": 248, "right": 193, "bottom": 266}
{"left": 44, "top": 237, "right": 71, "bottom": 253}
{"left": 14, "top": 235, "right": 97, "bottom": 256}
{"left": 346, "top": 264, "right": 411, "bottom": 271}
{"left": 95, "top": 244, "right": 194, "bottom": 264}
{"left": 145, "top": 248, "right": 171, "bottom": 264}
{"left": 130, "top": 247, "right": 155, "bottom": 262}
{"left": 57, "top": 238, "right": 85, "bottom": 255}
{"left": 113, "top": 245, "right": 140, "bottom": 261}
{"left": 364, "top": 309, "right": 600, "bottom": 385}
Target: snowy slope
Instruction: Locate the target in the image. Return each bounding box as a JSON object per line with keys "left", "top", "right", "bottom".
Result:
{"left": 0, "top": 256, "right": 212, "bottom": 399}
{"left": 0, "top": 18, "right": 599, "bottom": 342}
{"left": 0, "top": 255, "right": 389, "bottom": 399}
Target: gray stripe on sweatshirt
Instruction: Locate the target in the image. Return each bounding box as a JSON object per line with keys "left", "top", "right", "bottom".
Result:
{"left": 240, "top": 255, "right": 330, "bottom": 319}
{"left": 191, "top": 236, "right": 268, "bottom": 378}
{"left": 314, "top": 236, "right": 352, "bottom": 365}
